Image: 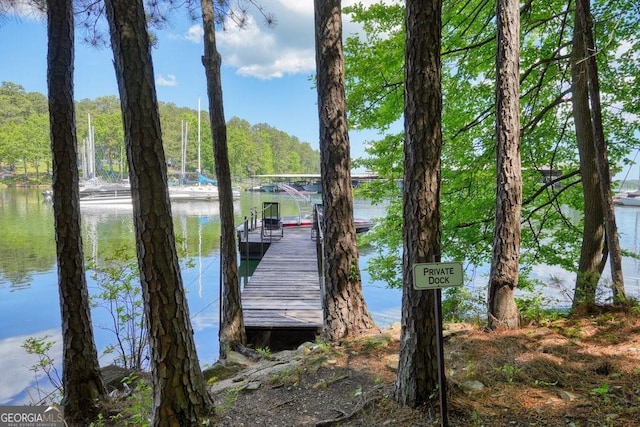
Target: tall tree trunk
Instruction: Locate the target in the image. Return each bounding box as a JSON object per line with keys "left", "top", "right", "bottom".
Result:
{"left": 394, "top": 0, "right": 442, "bottom": 407}
{"left": 201, "top": 0, "right": 246, "bottom": 358}
{"left": 103, "top": 1, "right": 213, "bottom": 425}
{"left": 575, "top": 0, "right": 626, "bottom": 303}
{"left": 314, "top": 0, "right": 375, "bottom": 340}
{"left": 488, "top": 0, "right": 521, "bottom": 331}
{"left": 47, "top": 0, "right": 106, "bottom": 422}
{"left": 571, "top": 8, "right": 606, "bottom": 312}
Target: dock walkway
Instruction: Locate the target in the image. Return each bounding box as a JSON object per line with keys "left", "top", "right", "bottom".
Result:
{"left": 241, "top": 226, "right": 324, "bottom": 333}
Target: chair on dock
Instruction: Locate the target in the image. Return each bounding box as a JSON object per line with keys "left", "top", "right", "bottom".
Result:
{"left": 262, "top": 201, "right": 283, "bottom": 240}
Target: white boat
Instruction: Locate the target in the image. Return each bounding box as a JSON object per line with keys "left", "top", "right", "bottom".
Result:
{"left": 79, "top": 178, "right": 132, "bottom": 205}
{"left": 614, "top": 151, "right": 640, "bottom": 206}
{"left": 169, "top": 182, "right": 219, "bottom": 201}
{"left": 79, "top": 115, "right": 132, "bottom": 206}
{"left": 169, "top": 109, "right": 224, "bottom": 202}
{"left": 78, "top": 176, "right": 238, "bottom": 206}
{"left": 614, "top": 190, "right": 640, "bottom": 206}
{"left": 169, "top": 103, "right": 240, "bottom": 202}
{"left": 80, "top": 183, "right": 226, "bottom": 206}
{"left": 79, "top": 105, "right": 234, "bottom": 206}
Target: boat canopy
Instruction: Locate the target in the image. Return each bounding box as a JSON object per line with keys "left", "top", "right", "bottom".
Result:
{"left": 198, "top": 173, "right": 217, "bottom": 185}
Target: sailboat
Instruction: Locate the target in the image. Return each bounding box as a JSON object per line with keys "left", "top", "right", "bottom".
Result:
{"left": 168, "top": 100, "right": 229, "bottom": 201}
{"left": 79, "top": 114, "right": 132, "bottom": 205}
{"left": 614, "top": 189, "right": 640, "bottom": 206}
{"left": 613, "top": 151, "right": 640, "bottom": 206}
{"left": 79, "top": 110, "right": 223, "bottom": 206}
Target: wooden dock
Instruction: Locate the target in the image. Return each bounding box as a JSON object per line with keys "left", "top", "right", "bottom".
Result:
{"left": 241, "top": 226, "right": 324, "bottom": 342}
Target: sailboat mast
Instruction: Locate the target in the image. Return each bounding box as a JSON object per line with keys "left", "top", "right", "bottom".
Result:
{"left": 87, "top": 113, "right": 95, "bottom": 179}
{"left": 81, "top": 137, "right": 87, "bottom": 181}
{"left": 181, "top": 119, "right": 189, "bottom": 185}
{"left": 197, "top": 97, "right": 202, "bottom": 175}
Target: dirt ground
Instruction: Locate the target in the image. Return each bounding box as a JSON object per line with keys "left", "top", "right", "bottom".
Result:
{"left": 208, "top": 311, "right": 640, "bottom": 426}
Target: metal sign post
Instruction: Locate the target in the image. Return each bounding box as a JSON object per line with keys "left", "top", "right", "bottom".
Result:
{"left": 413, "top": 262, "right": 463, "bottom": 427}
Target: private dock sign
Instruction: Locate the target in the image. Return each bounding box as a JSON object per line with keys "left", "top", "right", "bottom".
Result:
{"left": 413, "top": 262, "right": 463, "bottom": 290}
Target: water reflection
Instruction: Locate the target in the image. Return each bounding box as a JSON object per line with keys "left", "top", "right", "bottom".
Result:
{"left": 7, "top": 187, "right": 638, "bottom": 405}
{"left": 0, "top": 329, "right": 62, "bottom": 404}
{"left": 0, "top": 188, "right": 227, "bottom": 404}
{"left": 0, "top": 188, "right": 399, "bottom": 405}
{"left": 0, "top": 189, "right": 55, "bottom": 289}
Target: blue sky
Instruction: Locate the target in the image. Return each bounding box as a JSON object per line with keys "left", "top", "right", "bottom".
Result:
{"left": 0, "top": 1, "right": 382, "bottom": 162}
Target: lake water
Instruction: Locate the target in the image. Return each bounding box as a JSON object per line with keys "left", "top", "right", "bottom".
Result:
{"left": 0, "top": 187, "right": 401, "bottom": 405}
{"left": 1, "top": 187, "right": 639, "bottom": 405}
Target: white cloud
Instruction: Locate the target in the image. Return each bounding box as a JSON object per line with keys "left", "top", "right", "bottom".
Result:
{"left": 180, "top": 0, "right": 381, "bottom": 80}
{"left": 185, "top": 25, "right": 204, "bottom": 44}
{"left": 191, "top": 312, "right": 219, "bottom": 331}
{"left": 0, "top": 330, "right": 62, "bottom": 405}
{"left": 156, "top": 74, "right": 178, "bottom": 87}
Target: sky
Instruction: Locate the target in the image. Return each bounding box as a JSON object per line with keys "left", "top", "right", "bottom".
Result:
{"left": 1, "top": 1, "right": 636, "bottom": 181}
{"left": 0, "top": 0, "right": 383, "bottom": 163}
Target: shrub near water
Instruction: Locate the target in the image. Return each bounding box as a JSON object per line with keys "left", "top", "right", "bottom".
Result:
{"left": 88, "top": 247, "right": 149, "bottom": 371}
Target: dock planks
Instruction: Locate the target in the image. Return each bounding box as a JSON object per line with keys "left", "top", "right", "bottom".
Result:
{"left": 242, "top": 226, "right": 324, "bottom": 331}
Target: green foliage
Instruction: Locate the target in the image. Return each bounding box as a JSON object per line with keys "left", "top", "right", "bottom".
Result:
{"left": 221, "top": 387, "right": 243, "bottom": 411}
{"left": 590, "top": 382, "right": 611, "bottom": 403}
{"left": 0, "top": 82, "right": 48, "bottom": 127}
{"left": 88, "top": 246, "right": 148, "bottom": 371}
{"left": 442, "top": 286, "right": 484, "bottom": 322}
{"left": 0, "top": 84, "right": 319, "bottom": 181}
{"left": 312, "top": 338, "right": 332, "bottom": 353}
{"left": 494, "top": 363, "right": 522, "bottom": 384}
{"left": 343, "top": 0, "right": 640, "bottom": 311}
{"left": 85, "top": 231, "right": 198, "bottom": 372}
{"left": 88, "top": 412, "right": 107, "bottom": 427}
{"left": 270, "top": 366, "right": 302, "bottom": 387}
{"left": 357, "top": 193, "right": 403, "bottom": 289}
{"left": 90, "top": 374, "right": 154, "bottom": 425}
{"left": 120, "top": 375, "right": 153, "bottom": 426}
{"left": 352, "top": 385, "right": 363, "bottom": 398}
{"left": 361, "top": 334, "right": 392, "bottom": 351}
{"left": 344, "top": 3, "right": 405, "bottom": 130}
{"left": 516, "top": 292, "right": 567, "bottom": 325}
{"left": 21, "top": 336, "right": 62, "bottom": 404}
{"left": 256, "top": 347, "right": 272, "bottom": 359}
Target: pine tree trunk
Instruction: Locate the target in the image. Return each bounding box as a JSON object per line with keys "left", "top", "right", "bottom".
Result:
{"left": 314, "top": 0, "right": 375, "bottom": 340}
{"left": 488, "top": 0, "right": 522, "bottom": 331}
{"left": 571, "top": 9, "right": 606, "bottom": 312}
{"left": 201, "top": 0, "right": 246, "bottom": 357}
{"left": 103, "top": 1, "right": 213, "bottom": 424}
{"left": 395, "top": 0, "right": 442, "bottom": 407}
{"left": 47, "top": 0, "right": 106, "bottom": 423}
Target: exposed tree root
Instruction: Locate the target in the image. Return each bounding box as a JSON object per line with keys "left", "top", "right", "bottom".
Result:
{"left": 315, "top": 388, "right": 383, "bottom": 426}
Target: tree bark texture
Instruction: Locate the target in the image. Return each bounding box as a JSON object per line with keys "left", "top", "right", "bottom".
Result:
{"left": 571, "top": 9, "right": 606, "bottom": 312}
{"left": 488, "top": 0, "right": 522, "bottom": 331}
{"left": 394, "top": 0, "right": 442, "bottom": 408}
{"left": 575, "top": 0, "right": 626, "bottom": 302}
{"left": 46, "top": 0, "right": 106, "bottom": 423}
{"left": 314, "top": 0, "right": 375, "bottom": 341}
{"left": 201, "top": 0, "right": 246, "bottom": 358}
{"left": 103, "top": 0, "right": 213, "bottom": 425}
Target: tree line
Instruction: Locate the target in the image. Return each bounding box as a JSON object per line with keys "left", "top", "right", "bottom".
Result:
{"left": 0, "top": 82, "right": 320, "bottom": 179}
